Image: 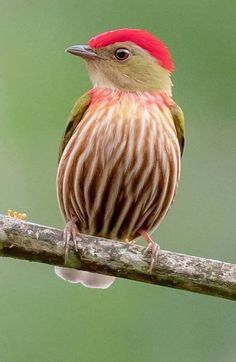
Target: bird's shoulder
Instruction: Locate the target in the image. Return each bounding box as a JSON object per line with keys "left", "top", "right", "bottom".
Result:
{"left": 169, "top": 100, "right": 185, "bottom": 157}
{"left": 58, "top": 92, "right": 91, "bottom": 162}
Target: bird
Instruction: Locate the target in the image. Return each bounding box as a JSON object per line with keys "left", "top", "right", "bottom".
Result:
{"left": 55, "top": 28, "right": 185, "bottom": 288}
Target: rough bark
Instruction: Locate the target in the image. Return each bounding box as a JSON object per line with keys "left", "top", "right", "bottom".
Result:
{"left": 0, "top": 214, "right": 235, "bottom": 300}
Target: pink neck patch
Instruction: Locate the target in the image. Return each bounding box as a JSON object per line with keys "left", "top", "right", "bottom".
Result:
{"left": 88, "top": 28, "right": 174, "bottom": 72}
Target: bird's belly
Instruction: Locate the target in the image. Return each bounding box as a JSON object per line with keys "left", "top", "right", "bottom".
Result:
{"left": 57, "top": 103, "right": 180, "bottom": 241}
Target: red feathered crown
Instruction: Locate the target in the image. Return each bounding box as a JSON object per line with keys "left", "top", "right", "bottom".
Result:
{"left": 88, "top": 28, "right": 174, "bottom": 72}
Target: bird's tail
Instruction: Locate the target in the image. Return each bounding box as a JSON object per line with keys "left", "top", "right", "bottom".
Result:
{"left": 54, "top": 267, "right": 116, "bottom": 289}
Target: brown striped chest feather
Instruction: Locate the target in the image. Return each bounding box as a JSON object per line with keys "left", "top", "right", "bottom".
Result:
{"left": 57, "top": 90, "right": 181, "bottom": 241}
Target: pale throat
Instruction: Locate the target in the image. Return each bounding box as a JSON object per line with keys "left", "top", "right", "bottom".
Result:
{"left": 86, "top": 63, "right": 173, "bottom": 96}
{"left": 88, "top": 67, "right": 117, "bottom": 90}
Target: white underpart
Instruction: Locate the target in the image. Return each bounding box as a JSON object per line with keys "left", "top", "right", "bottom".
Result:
{"left": 55, "top": 267, "right": 115, "bottom": 289}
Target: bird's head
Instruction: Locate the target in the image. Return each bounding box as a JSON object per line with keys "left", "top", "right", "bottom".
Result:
{"left": 66, "top": 28, "right": 174, "bottom": 94}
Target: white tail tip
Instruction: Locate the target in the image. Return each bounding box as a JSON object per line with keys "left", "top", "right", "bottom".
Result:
{"left": 55, "top": 267, "right": 116, "bottom": 289}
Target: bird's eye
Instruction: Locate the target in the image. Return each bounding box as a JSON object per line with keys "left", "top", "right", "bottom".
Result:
{"left": 114, "top": 48, "right": 130, "bottom": 61}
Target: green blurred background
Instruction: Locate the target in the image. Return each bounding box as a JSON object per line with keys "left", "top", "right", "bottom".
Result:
{"left": 0, "top": 0, "right": 236, "bottom": 361}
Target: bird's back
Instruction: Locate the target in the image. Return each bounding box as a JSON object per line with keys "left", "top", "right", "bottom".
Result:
{"left": 57, "top": 88, "right": 181, "bottom": 241}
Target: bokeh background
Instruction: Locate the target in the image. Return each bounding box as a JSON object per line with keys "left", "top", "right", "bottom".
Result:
{"left": 0, "top": 1, "right": 236, "bottom": 361}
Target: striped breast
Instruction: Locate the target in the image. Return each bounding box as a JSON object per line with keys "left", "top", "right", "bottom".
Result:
{"left": 57, "top": 89, "right": 181, "bottom": 241}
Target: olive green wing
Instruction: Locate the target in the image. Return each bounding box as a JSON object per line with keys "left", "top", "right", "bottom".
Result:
{"left": 58, "top": 93, "right": 91, "bottom": 162}
{"left": 170, "top": 103, "right": 185, "bottom": 157}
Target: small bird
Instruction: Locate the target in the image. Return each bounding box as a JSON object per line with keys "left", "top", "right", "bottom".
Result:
{"left": 55, "top": 28, "right": 185, "bottom": 288}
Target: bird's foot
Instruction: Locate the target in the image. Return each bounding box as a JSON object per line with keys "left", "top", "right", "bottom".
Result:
{"left": 7, "top": 209, "right": 27, "bottom": 220}
{"left": 63, "top": 218, "right": 79, "bottom": 260}
{"left": 139, "top": 229, "right": 160, "bottom": 273}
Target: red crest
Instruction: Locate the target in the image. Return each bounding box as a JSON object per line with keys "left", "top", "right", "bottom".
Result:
{"left": 88, "top": 28, "right": 174, "bottom": 71}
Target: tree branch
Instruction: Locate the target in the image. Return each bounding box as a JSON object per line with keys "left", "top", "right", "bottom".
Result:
{"left": 0, "top": 214, "right": 235, "bottom": 300}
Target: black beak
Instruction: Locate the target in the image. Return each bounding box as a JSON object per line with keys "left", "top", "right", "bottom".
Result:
{"left": 65, "top": 45, "right": 98, "bottom": 59}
